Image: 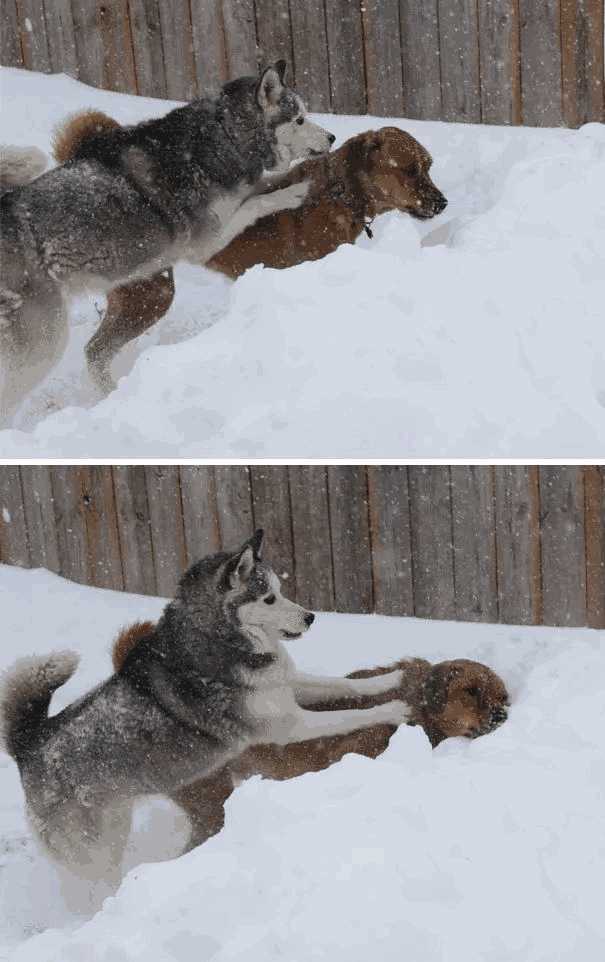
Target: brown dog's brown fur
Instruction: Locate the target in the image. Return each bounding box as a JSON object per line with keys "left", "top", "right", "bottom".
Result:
{"left": 51, "top": 112, "right": 447, "bottom": 388}
{"left": 112, "top": 622, "right": 508, "bottom": 849}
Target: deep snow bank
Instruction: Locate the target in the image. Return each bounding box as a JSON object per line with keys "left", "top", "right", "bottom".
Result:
{"left": 1, "top": 68, "right": 604, "bottom": 456}
{"left": 1, "top": 566, "right": 604, "bottom": 961}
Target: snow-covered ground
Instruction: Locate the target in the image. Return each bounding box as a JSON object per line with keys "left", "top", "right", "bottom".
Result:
{"left": 1, "top": 564, "right": 604, "bottom": 961}
{"left": 1, "top": 67, "right": 604, "bottom": 456}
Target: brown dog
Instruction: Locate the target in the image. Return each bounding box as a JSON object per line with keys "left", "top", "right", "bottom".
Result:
{"left": 112, "top": 622, "right": 508, "bottom": 849}
{"left": 52, "top": 111, "right": 447, "bottom": 389}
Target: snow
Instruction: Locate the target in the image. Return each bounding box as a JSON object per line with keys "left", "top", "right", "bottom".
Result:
{"left": 1, "top": 564, "right": 604, "bottom": 961}
{"left": 2, "top": 67, "right": 605, "bottom": 456}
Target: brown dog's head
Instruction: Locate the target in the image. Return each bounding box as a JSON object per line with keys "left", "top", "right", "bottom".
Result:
{"left": 421, "top": 659, "right": 510, "bottom": 746}
{"left": 354, "top": 126, "right": 447, "bottom": 220}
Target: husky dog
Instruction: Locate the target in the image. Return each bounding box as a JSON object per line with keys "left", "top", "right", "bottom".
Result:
{"left": 0, "top": 530, "right": 409, "bottom": 891}
{"left": 0, "top": 61, "right": 334, "bottom": 420}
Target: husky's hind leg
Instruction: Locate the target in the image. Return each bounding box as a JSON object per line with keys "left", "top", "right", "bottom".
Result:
{"left": 0, "top": 285, "right": 67, "bottom": 425}
{"left": 85, "top": 269, "right": 175, "bottom": 393}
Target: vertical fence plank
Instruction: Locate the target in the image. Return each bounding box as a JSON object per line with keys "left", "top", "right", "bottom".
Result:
{"left": 71, "top": 0, "right": 105, "bottom": 88}
{"left": 19, "top": 466, "right": 60, "bottom": 573}
{"left": 249, "top": 466, "right": 295, "bottom": 593}
{"left": 112, "top": 466, "right": 157, "bottom": 596}
{"left": 399, "top": 0, "right": 442, "bottom": 119}
{"left": 157, "top": 0, "right": 196, "bottom": 100}
{"left": 190, "top": 0, "right": 228, "bottom": 95}
{"left": 478, "top": 0, "right": 521, "bottom": 124}
{"left": 179, "top": 466, "right": 221, "bottom": 564}
{"left": 327, "top": 466, "right": 373, "bottom": 613}
{"left": 408, "top": 466, "right": 456, "bottom": 620}
{"left": 539, "top": 466, "right": 587, "bottom": 626}
{"left": 99, "top": 0, "right": 137, "bottom": 93}
{"left": 518, "top": 0, "right": 563, "bottom": 125}
{"left": 81, "top": 467, "right": 124, "bottom": 591}
{"left": 49, "top": 466, "right": 89, "bottom": 584}
{"left": 438, "top": 0, "right": 481, "bottom": 122}
{"left": 581, "top": 0, "right": 604, "bottom": 122}
{"left": 144, "top": 466, "right": 187, "bottom": 596}
{"left": 367, "top": 466, "right": 414, "bottom": 617}
{"left": 0, "top": 468, "right": 29, "bottom": 567}
{"left": 584, "top": 466, "right": 605, "bottom": 628}
{"left": 1, "top": 0, "right": 23, "bottom": 67}
{"left": 494, "top": 466, "right": 542, "bottom": 625}
{"left": 222, "top": 0, "right": 258, "bottom": 76}
{"left": 127, "top": 0, "right": 167, "bottom": 98}
{"left": 213, "top": 466, "right": 255, "bottom": 549}
{"left": 254, "top": 0, "right": 293, "bottom": 69}
{"left": 288, "top": 466, "right": 334, "bottom": 611}
{"left": 288, "top": 0, "right": 331, "bottom": 111}
{"left": 43, "top": 0, "right": 78, "bottom": 76}
{"left": 361, "top": 0, "right": 404, "bottom": 116}
{"left": 16, "top": 0, "right": 51, "bottom": 72}
{"left": 324, "top": 0, "right": 366, "bottom": 114}
{"left": 450, "top": 466, "right": 498, "bottom": 622}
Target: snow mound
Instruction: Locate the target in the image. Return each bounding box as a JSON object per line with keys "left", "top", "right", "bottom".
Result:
{"left": 1, "top": 68, "right": 604, "bottom": 455}
{"left": 1, "top": 566, "right": 604, "bottom": 960}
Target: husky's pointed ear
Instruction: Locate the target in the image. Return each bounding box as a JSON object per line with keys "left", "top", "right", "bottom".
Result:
{"left": 257, "top": 64, "right": 284, "bottom": 111}
{"left": 248, "top": 528, "right": 264, "bottom": 561}
{"left": 225, "top": 544, "right": 255, "bottom": 589}
{"left": 275, "top": 60, "right": 288, "bottom": 83}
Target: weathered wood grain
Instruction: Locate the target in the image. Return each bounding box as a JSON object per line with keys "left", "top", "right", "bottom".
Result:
{"left": 112, "top": 466, "right": 157, "bottom": 596}
{"left": 327, "top": 466, "right": 373, "bottom": 613}
{"left": 518, "top": 0, "right": 563, "bottom": 125}
{"left": 539, "top": 466, "right": 587, "bottom": 626}
{"left": 70, "top": 0, "right": 105, "bottom": 87}
{"left": 179, "top": 466, "right": 221, "bottom": 563}
{"left": 477, "top": 0, "right": 521, "bottom": 124}
{"left": 324, "top": 0, "right": 366, "bottom": 114}
{"left": 250, "top": 466, "right": 295, "bottom": 595}
{"left": 99, "top": 0, "right": 137, "bottom": 93}
{"left": 1, "top": 0, "right": 23, "bottom": 67}
{"left": 49, "top": 466, "right": 89, "bottom": 584}
{"left": 361, "top": 0, "right": 404, "bottom": 116}
{"left": 450, "top": 466, "right": 498, "bottom": 621}
{"left": 190, "top": 0, "right": 228, "bottom": 95}
{"left": 0, "top": 467, "right": 29, "bottom": 567}
{"left": 408, "top": 466, "right": 456, "bottom": 620}
{"left": 222, "top": 0, "right": 258, "bottom": 76}
{"left": 399, "top": 0, "right": 442, "bottom": 119}
{"left": 213, "top": 466, "right": 255, "bottom": 549}
{"left": 16, "top": 0, "right": 51, "bottom": 72}
{"left": 494, "top": 465, "right": 542, "bottom": 624}
{"left": 157, "top": 0, "right": 196, "bottom": 100}
{"left": 583, "top": 465, "right": 605, "bottom": 628}
{"left": 82, "top": 466, "right": 124, "bottom": 590}
{"left": 367, "top": 465, "right": 414, "bottom": 616}
{"left": 438, "top": 0, "right": 481, "bottom": 122}
{"left": 288, "top": 466, "right": 335, "bottom": 611}
{"left": 254, "top": 0, "right": 293, "bottom": 70}
{"left": 127, "top": 0, "right": 168, "bottom": 98}
{"left": 19, "top": 466, "right": 61, "bottom": 573}
{"left": 288, "top": 0, "right": 331, "bottom": 111}
{"left": 144, "top": 466, "right": 187, "bottom": 597}
{"left": 43, "top": 0, "right": 78, "bottom": 76}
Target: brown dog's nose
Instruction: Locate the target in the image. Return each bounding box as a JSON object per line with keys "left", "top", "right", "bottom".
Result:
{"left": 304, "top": 611, "right": 315, "bottom": 626}
{"left": 435, "top": 195, "right": 448, "bottom": 214}
{"left": 328, "top": 133, "right": 336, "bottom": 145}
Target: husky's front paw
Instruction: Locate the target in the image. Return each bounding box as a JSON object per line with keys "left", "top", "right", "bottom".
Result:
{"left": 375, "top": 699, "right": 412, "bottom": 727}
{"left": 260, "top": 179, "right": 309, "bottom": 214}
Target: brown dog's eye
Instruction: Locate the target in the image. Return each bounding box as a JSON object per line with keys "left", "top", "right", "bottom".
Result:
{"left": 466, "top": 686, "right": 479, "bottom": 698}
{"left": 405, "top": 162, "right": 419, "bottom": 177}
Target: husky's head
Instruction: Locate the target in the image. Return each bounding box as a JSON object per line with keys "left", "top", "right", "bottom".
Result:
{"left": 175, "top": 530, "right": 315, "bottom": 644}
{"left": 256, "top": 61, "right": 334, "bottom": 170}
{"left": 224, "top": 529, "right": 315, "bottom": 642}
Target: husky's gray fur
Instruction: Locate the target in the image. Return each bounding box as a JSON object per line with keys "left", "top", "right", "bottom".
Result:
{"left": 0, "top": 530, "right": 409, "bottom": 892}
{"left": 0, "top": 62, "right": 334, "bottom": 420}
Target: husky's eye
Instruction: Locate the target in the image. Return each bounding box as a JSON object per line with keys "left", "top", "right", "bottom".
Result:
{"left": 264, "top": 594, "right": 276, "bottom": 605}
{"left": 296, "top": 117, "right": 304, "bottom": 126}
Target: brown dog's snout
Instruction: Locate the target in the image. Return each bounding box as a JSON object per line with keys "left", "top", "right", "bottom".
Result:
{"left": 491, "top": 705, "right": 508, "bottom": 724}
{"left": 433, "top": 193, "right": 448, "bottom": 214}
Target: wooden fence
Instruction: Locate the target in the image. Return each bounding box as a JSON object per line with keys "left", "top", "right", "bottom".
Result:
{"left": 0, "top": 465, "right": 603, "bottom": 628}
{"left": 1, "top": 1, "right": 603, "bottom": 126}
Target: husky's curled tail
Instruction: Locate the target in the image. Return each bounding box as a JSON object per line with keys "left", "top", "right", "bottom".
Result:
{"left": 0, "top": 145, "right": 47, "bottom": 194}
{"left": 0, "top": 651, "right": 79, "bottom": 760}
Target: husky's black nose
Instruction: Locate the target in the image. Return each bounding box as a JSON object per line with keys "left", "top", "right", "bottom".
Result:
{"left": 304, "top": 612, "right": 315, "bottom": 626}
{"left": 328, "top": 133, "right": 336, "bottom": 145}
